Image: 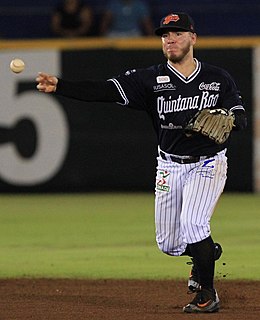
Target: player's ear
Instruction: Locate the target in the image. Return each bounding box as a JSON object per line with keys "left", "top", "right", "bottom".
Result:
{"left": 191, "top": 32, "right": 197, "bottom": 44}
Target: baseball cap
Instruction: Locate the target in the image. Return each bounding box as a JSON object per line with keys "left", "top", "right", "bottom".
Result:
{"left": 155, "top": 12, "right": 195, "bottom": 36}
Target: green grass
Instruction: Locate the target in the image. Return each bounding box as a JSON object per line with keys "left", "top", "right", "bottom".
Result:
{"left": 0, "top": 193, "right": 259, "bottom": 280}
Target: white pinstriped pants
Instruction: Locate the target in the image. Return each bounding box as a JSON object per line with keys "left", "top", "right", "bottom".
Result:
{"left": 155, "top": 149, "right": 227, "bottom": 256}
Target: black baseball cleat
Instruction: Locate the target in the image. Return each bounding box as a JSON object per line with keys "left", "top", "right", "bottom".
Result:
{"left": 187, "top": 242, "right": 223, "bottom": 293}
{"left": 183, "top": 288, "right": 220, "bottom": 313}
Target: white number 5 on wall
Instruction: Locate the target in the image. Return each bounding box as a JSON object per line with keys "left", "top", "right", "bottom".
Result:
{"left": 0, "top": 50, "right": 69, "bottom": 186}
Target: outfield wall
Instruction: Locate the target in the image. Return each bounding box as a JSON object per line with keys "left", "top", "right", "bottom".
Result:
{"left": 0, "top": 37, "right": 258, "bottom": 192}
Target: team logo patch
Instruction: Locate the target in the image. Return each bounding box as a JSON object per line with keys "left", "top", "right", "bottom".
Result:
{"left": 156, "top": 170, "right": 170, "bottom": 192}
{"left": 163, "top": 14, "right": 180, "bottom": 25}
{"left": 156, "top": 76, "right": 170, "bottom": 84}
{"left": 202, "top": 159, "right": 215, "bottom": 169}
{"left": 197, "top": 159, "right": 216, "bottom": 179}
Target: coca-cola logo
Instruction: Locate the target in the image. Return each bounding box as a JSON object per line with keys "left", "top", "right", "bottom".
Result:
{"left": 199, "top": 82, "right": 220, "bottom": 91}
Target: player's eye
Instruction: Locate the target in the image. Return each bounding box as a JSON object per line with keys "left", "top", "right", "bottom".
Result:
{"left": 161, "top": 33, "right": 169, "bottom": 38}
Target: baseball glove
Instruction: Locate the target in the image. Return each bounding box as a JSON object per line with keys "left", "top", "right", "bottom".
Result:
{"left": 185, "top": 108, "right": 235, "bottom": 144}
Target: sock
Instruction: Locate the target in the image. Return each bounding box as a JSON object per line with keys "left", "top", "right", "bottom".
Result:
{"left": 181, "top": 246, "right": 192, "bottom": 256}
{"left": 188, "top": 236, "right": 215, "bottom": 290}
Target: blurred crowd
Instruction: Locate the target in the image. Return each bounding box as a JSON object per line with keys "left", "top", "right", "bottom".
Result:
{"left": 0, "top": 0, "right": 259, "bottom": 39}
{"left": 50, "top": 0, "right": 154, "bottom": 38}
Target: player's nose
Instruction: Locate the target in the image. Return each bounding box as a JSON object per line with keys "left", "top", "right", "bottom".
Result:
{"left": 166, "top": 34, "right": 177, "bottom": 43}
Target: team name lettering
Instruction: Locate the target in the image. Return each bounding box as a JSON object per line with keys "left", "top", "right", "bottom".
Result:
{"left": 199, "top": 82, "right": 220, "bottom": 91}
{"left": 200, "top": 91, "right": 219, "bottom": 108}
{"left": 157, "top": 92, "right": 219, "bottom": 120}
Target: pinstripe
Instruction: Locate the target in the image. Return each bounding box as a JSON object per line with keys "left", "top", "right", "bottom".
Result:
{"left": 155, "top": 150, "right": 227, "bottom": 255}
{"left": 155, "top": 157, "right": 186, "bottom": 255}
{"left": 182, "top": 152, "right": 227, "bottom": 244}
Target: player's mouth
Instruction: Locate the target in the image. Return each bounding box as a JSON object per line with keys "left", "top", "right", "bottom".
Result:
{"left": 166, "top": 45, "right": 179, "bottom": 53}
{"left": 166, "top": 49, "right": 179, "bottom": 58}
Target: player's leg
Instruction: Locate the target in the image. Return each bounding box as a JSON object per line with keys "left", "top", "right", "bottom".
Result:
{"left": 181, "top": 151, "right": 227, "bottom": 312}
{"left": 155, "top": 158, "right": 186, "bottom": 256}
{"left": 188, "top": 242, "right": 223, "bottom": 293}
{"left": 187, "top": 243, "right": 223, "bottom": 293}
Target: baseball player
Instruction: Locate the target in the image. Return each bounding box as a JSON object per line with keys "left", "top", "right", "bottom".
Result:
{"left": 36, "top": 12, "right": 247, "bottom": 313}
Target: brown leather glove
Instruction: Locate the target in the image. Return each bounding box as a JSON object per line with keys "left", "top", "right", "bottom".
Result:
{"left": 185, "top": 108, "right": 235, "bottom": 144}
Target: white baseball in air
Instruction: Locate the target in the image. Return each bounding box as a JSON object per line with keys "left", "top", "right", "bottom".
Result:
{"left": 10, "top": 58, "right": 25, "bottom": 73}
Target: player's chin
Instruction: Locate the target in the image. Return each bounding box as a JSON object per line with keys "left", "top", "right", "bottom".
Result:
{"left": 168, "top": 55, "right": 183, "bottom": 64}
{"left": 164, "top": 51, "right": 181, "bottom": 63}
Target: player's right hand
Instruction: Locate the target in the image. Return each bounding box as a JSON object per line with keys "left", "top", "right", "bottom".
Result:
{"left": 36, "top": 72, "right": 58, "bottom": 93}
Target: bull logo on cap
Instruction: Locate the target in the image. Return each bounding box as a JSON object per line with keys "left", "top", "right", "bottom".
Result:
{"left": 163, "top": 14, "right": 180, "bottom": 25}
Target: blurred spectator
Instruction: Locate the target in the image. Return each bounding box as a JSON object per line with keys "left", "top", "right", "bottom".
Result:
{"left": 51, "top": 0, "right": 93, "bottom": 37}
{"left": 99, "top": 0, "right": 154, "bottom": 37}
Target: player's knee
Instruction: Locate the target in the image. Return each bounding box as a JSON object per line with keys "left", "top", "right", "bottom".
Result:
{"left": 181, "top": 219, "right": 211, "bottom": 244}
{"left": 157, "top": 243, "right": 171, "bottom": 255}
{"left": 156, "top": 241, "right": 182, "bottom": 256}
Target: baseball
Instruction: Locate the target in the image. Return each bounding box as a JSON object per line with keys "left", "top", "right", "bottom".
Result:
{"left": 10, "top": 58, "right": 25, "bottom": 73}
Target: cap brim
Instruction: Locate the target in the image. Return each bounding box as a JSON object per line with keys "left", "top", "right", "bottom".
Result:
{"left": 154, "top": 26, "right": 193, "bottom": 36}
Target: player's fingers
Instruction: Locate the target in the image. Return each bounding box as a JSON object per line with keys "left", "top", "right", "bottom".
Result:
{"left": 46, "top": 85, "right": 56, "bottom": 93}
{"left": 37, "top": 72, "right": 57, "bottom": 85}
{"left": 36, "top": 73, "right": 48, "bottom": 85}
{"left": 35, "top": 77, "right": 43, "bottom": 85}
{"left": 36, "top": 83, "right": 46, "bottom": 91}
{"left": 47, "top": 77, "right": 57, "bottom": 86}
{"left": 37, "top": 83, "right": 57, "bottom": 93}
{"left": 37, "top": 72, "right": 50, "bottom": 78}
{"left": 36, "top": 72, "right": 48, "bottom": 82}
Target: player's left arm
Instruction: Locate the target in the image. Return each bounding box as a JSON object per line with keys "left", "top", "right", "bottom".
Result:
{"left": 222, "top": 72, "right": 247, "bottom": 131}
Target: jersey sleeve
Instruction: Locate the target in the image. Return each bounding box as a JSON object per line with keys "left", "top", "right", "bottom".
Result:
{"left": 221, "top": 70, "right": 247, "bottom": 130}
{"left": 55, "top": 78, "right": 123, "bottom": 102}
{"left": 108, "top": 69, "right": 149, "bottom": 111}
{"left": 221, "top": 70, "right": 245, "bottom": 113}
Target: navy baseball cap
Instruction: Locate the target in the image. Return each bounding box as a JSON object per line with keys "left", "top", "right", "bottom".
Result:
{"left": 155, "top": 12, "right": 195, "bottom": 36}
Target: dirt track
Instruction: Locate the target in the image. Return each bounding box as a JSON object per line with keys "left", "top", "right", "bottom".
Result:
{"left": 0, "top": 279, "right": 259, "bottom": 320}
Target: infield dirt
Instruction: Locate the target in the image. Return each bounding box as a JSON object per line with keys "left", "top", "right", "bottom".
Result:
{"left": 0, "top": 279, "right": 259, "bottom": 319}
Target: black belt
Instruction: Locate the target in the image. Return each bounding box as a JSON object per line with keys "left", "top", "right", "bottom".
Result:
{"left": 159, "top": 151, "right": 215, "bottom": 164}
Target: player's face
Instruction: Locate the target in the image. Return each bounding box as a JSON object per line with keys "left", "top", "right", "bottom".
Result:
{"left": 161, "top": 31, "right": 197, "bottom": 63}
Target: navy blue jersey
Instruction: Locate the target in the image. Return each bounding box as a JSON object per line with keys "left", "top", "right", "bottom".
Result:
{"left": 109, "top": 59, "right": 245, "bottom": 156}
